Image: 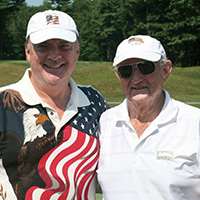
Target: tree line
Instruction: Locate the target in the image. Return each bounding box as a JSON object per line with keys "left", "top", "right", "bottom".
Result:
{"left": 1, "top": 0, "right": 200, "bottom": 67}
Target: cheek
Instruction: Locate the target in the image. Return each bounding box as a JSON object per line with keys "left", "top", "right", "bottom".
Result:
{"left": 28, "top": 54, "right": 45, "bottom": 74}
{"left": 71, "top": 50, "right": 79, "bottom": 62}
{"left": 34, "top": 51, "right": 43, "bottom": 58}
{"left": 30, "top": 52, "right": 46, "bottom": 67}
{"left": 120, "top": 80, "right": 132, "bottom": 94}
{"left": 32, "top": 49, "right": 46, "bottom": 60}
{"left": 149, "top": 74, "right": 164, "bottom": 92}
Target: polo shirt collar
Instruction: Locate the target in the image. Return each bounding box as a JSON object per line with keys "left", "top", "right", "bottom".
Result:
{"left": 114, "top": 89, "right": 179, "bottom": 126}
{"left": 17, "top": 68, "right": 90, "bottom": 109}
{"left": 113, "top": 99, "right": 129, "bottom": 122}
{"left": 155, "top": 89, "right": 179, "bottom": 125}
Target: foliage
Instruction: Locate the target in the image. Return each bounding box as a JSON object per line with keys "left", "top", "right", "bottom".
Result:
{"left": 164, "top": 0, "right": 200, "bottom": 66}
{"left": 1, "top": 0, "right": 200, "bottom": 67}
{"left": 0, "top": 0, "right": 25, "bottom": 59}
{"left": 0, "top": 0, "right": 24, "bottom": 10}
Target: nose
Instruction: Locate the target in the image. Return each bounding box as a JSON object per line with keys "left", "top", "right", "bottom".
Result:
{"left": 47, "top": 46, "right": 62, "bottom": 61}
{"left": 130, "top": 67, "right": 143, "bottom": 84}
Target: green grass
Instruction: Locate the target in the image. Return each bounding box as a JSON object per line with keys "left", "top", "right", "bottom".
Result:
{"left": 96, "top": 193, "right": 103, "bottom": 200}
{"left": 163, "top": 66, "right": 200, "bottom": 103}
{"left": 74, "top": 62, "right": 200, "bottom": 108}
{"left": 0, "top": 60, "right": 200, "bottom": 108}
{"left": 75, "top": 62, "right": 200, "bottom": 108}
{"left": 0, "top": 60, "right": 29, "bottom": 86}
{"left": 74, "top": 61, "right": 125, "bottom": 102}
{"left": 0, "top": 61, "right": 199, "bottom": 200}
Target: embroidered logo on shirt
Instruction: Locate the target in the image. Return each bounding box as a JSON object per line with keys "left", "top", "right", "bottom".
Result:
{"left": 157, "top": 151, "right": 173, "bottom": 160}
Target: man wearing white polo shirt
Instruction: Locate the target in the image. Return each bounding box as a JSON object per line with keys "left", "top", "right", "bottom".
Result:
{"left": 97, "top": 35, "right": 200, "bottom": 199}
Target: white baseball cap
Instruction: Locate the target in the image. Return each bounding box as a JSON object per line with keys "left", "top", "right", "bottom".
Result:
{"left": 26, "top": 10, "right": 79, "bottom": 44}
{"left": 113, "top": 35, "right": 166, "bottom": 66}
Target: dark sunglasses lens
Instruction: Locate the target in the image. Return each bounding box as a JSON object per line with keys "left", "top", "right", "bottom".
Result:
{"left": 138, "top": 61, "right": 155, "bottom": 75}
{"left": 118, "top": 65, "right": 133, "bottom": 79}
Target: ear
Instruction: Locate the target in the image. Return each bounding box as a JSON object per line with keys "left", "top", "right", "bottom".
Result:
{"left": 162, "top": 60, "right": 172, "bottom": 82}
{"left": 76, "top": 48, "right": 80, "bottom": 58}
{"left": 25, "top": 44, "right": 31, "bottom": 63}
{"left": 76, "top": 40, "right": 80, "bottom": 58}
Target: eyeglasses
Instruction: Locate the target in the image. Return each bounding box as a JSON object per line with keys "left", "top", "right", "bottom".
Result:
{"left": 116, "top": 61, "right": 157, "bottom": 79}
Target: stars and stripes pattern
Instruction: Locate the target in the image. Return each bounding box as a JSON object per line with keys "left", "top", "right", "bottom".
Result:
{"left": 70, "top": 86, "right": 109, "bottom": 138}
{"left": 24, "top": 86, "right": 109, "bottom": 200}
{"left": 0, "top": 73, "right": 109, "bottom": 200}
{"left": 25, "top": 126, "right": 99, "bottom": 200}
{"left": 46, "top": 15, "right": 59, "bottom": 25}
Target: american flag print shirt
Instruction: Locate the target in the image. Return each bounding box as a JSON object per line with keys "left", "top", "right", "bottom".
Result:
{"left": 0, "top": 85, "right": 109, "bottom": 200}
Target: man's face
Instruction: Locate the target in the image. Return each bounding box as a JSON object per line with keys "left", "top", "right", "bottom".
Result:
{"left": 115, "top": 58, "right": 172, "bottom": 104}
{"left": 25, "top": 39, "right": 79, "bottom": 88}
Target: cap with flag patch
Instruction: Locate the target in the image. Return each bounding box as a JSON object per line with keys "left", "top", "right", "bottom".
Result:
{"left": 26, "top": 10, "right": 79, "bottom": 44}
{"left": 113, "top": 35, "right": 166, "bottom": 66}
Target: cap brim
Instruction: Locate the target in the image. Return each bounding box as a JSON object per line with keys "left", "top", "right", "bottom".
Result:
{"left": 29, "top": 27, "right": 77, "bottom": 44}
{"left": 113, "top": 50, "right": 161, "bottom": 66}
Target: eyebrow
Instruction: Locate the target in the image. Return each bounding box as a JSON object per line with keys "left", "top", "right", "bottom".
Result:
{"left": 59, "top": 41, "right": 70, "bottom": 44}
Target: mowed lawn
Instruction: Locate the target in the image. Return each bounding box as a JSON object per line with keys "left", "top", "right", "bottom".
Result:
{"left": 0, "top": 60, "right": 199, "bottom": 199}
{"left": 0, "top": 60, "right": 199, "bottom": 108}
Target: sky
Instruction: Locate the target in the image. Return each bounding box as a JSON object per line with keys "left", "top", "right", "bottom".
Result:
{"left": 26, "top": 0, "right": 44, "bottom": 6}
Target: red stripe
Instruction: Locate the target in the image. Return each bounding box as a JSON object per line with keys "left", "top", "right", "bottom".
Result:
{"left": 25, "top": 125, "right": 99, "bottom": 200}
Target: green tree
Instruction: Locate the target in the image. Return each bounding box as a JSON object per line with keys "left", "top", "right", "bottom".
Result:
{"left": 70, "top": 0, "right": 96, "bottom": 61}
{"left": 75, "top": 0, "right": 124, "bottom": 61}
{"left": 0, "top": 0, "right": 25, "bottom": 59}
{"left": 1, "top": 0, "right": 200, "bottom": 66}
{"left": 165, "top": 0, "right": 200, "bottom": 66}
{"left": 45, "top": 0, "right": 72, "bottom": 11}
{"left": 120, "top": 0, "right": 200, "bottom": 67}
{"left": 2, "top": 2, "right": 54, "bottom": 60}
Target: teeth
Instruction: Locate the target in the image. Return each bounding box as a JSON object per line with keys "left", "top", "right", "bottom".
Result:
{"left": 48, "top": 65, "right": 61, "bottom": 68}
{"left": 133, "top": 87, "right": 146, "bottom": 90}
{"left": 45, "top": 64, "right": 62, "bottom": 68}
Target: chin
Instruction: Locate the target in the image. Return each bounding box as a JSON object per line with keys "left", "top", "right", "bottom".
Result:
{"left": 44, "top": 75, "right": 63, "bottom": 84}
{"left": 129, "top": 94, "right": 150, "bottom": 103}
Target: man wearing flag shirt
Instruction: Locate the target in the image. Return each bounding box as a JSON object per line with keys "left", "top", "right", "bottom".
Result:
{"left": 0, "top": 10, "right": 108, "bottom": 200}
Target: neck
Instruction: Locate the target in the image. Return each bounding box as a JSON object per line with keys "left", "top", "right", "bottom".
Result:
{"left": 128, "top": 91, "right": 165, "bottom": 137}
{"left": 31, "top": 79, "right": 71, "bottom": 120}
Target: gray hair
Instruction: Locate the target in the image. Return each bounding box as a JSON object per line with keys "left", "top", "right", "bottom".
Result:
{"left": 158, "top": 56, "right": 167, "bottom": 66}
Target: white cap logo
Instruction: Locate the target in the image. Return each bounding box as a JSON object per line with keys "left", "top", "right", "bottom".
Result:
{"left": 46, "top": 15, "right": 60, "bottom": 25}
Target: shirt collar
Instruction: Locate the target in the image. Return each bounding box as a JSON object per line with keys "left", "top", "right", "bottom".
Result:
{"left": 113, "top": 98, "right": 130, "bottom": 122}
{"left": 155, "top": 89, "right": 179, "bottom": 125}
{"left": 114, "top": 89, "right": 179, "bottom": 125}
{"left": 17, "top": 68, "right": 90, "bottom": 109}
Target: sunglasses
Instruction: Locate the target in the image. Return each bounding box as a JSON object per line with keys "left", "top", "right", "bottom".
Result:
{"left": 116, "top": 61, "right": 157, "bottom": 79}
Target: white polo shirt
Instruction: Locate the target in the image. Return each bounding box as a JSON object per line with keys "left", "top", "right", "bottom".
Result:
{"left": 97, "top": 90, "right": 200, "bottom": 200}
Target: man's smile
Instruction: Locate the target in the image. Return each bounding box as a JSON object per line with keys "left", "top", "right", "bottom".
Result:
{"left": 44, "top": 64, "right": 64, "bottom": 69}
